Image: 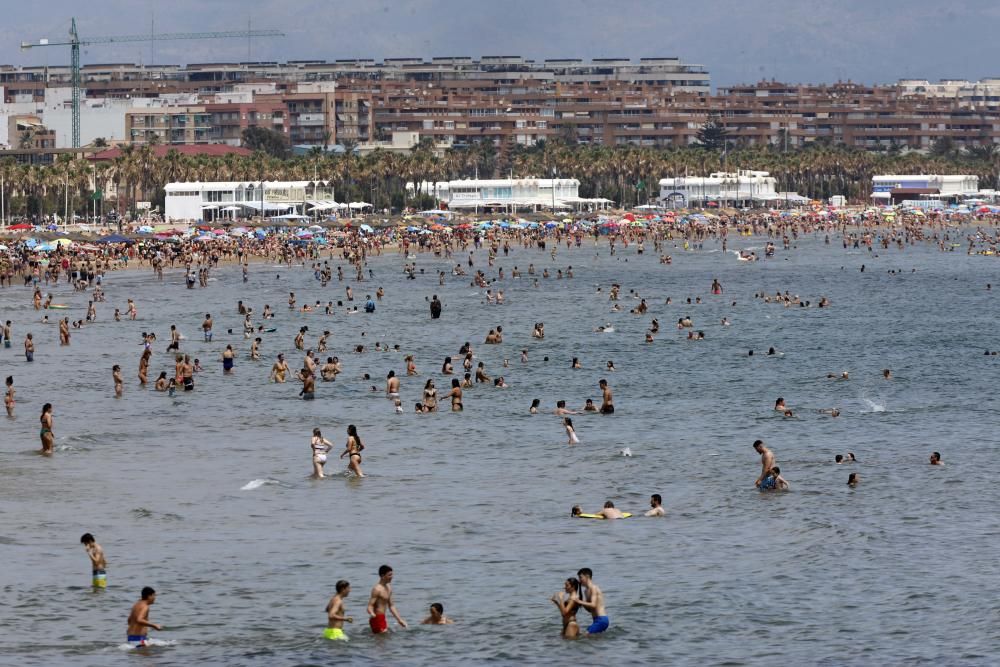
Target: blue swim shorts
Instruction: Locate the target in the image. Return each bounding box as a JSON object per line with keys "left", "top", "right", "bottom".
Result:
{"left": 587, "top": 616, "right": 609, "bottom": 634}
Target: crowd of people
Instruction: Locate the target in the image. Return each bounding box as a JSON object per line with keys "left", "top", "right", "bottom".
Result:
{"left": 0, "top": 209, "right": 977, "bottom": 649}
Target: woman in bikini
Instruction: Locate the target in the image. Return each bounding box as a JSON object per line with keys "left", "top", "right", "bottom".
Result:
{"left": 422, "top": 380, "right": 438, "bottom": 412}
{"left": 551, "top": 577, "right": 581, "bottom": 639}
{"left": 311, "top": 428, "right": 333, "bottom": 478}
{"left": 448, "top": 378, "right": 463, "bottom": 412}
{"left": 39, "top": 403, "right": 54, "bottom": 455}
{"left": 340, "top": 424, "right": 365, "bottom": 477}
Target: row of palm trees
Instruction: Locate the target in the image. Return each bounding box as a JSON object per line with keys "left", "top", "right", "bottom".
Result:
{"left": 3, "top": 141, "right": 1000, "bottom": 220}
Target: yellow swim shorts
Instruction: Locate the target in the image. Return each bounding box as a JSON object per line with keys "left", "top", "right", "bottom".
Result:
{"left": 323, "top": 627, "right": 348, "bottom": 641}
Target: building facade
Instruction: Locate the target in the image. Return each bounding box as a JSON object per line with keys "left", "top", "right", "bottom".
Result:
{"left": 164, "top": 179, "right": 337, "bottom": 222}
{"left": 658, "top": 171, "right": 782, "bottom": 206}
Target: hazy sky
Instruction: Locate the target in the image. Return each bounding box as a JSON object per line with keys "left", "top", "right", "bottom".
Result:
{"left": 3, "top": 0, "right": 999, "bottom": 87}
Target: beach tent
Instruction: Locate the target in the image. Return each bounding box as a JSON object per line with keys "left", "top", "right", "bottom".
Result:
{"left": 95, "top": 234, "right": 133, "bottom": 244}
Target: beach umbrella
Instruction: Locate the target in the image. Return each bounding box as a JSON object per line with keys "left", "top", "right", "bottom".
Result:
{"left": 194, "top": 235, "right": 214, "bottom": 242}
{"left": 8, "top": 222, "right": 33, "bottom": 231}
{"left": 53, "top": 238, "right": 74, "bottom": 247}
{"left": 359, "top": 224, "right": 374, "bottom": 233}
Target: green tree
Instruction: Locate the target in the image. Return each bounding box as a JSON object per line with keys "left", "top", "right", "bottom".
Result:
{"left": 696, "top": 114, "right": 729, "bottom": 151}
{"left": 241, "top": 127, "right": 290, "bottom": 159}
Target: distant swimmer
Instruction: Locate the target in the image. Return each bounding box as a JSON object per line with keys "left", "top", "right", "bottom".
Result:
{"left": 883, "top": 369, "right": 892, "bottom": 379}
{"left": 573, "top": 568, "right": 609, "bottom": 635}
{"left": 847, "top": 473, "right": 860, "bottom": 487}
{"left": 80, "top": 533, "right": 107, "bottom": 588}
{"left": 644, "top": 494, "right": 665, "bottom": 517}
{"left": 827, "top": 371, "right": 849, "bottom": 380}
{"left": 126, "top": 587, "right": 162, "bottom": 647}
{"left": 930, "top": 451, "right": 943, "bottom": 465}
{"left": 367, "top": 565, "right": 407, "bottom": 634}
{"left": 551, "top": 578, "right": 581, "bottom": 639}
{"left": 774, "top": 397, "right": 786, "bottom": 412}
{"left": 324, "top": 580, "right": 354, "bottom": 641}
{"left": 421, "top": 603, "right": 454, "bottom": 625}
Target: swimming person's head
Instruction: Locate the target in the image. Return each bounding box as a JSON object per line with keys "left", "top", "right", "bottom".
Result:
{"left": 571, "top": 505, "right": 582, "bottom": 517}
{"left": 80, "top": 533, "right": 95, "bottom": 545}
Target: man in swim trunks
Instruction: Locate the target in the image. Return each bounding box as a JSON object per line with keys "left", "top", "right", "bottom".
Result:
{"left": 324, "top": 580, "right": 353, "bottom": 640}
{"left": 598, "top": 501, "right": 625, "bottom": 520}
{"left": 367, "top": 565, "right": 407, "bottom": 634}
{"left": 753, "top": 440, "right": 775, "bottom": 488}
{"left": 127, "top": 587, "right": 161, "bottom": 646}
{"left": 81, "top": 533, "right": 107, "bottom": 588}
{"left": 386, "top": 370, "right": 400, "bottom": 399}
{"left": 573, "top": 568, "right": 609, "bottom": 634}
{"left": 599, "top": 379, "right": 614, "bottom": 414}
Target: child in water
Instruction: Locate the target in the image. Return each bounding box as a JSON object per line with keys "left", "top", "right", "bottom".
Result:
{"left": 564, "top": 417, "right": 579, "bottom": 445}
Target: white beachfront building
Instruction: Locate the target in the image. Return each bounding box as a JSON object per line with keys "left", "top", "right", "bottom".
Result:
{"left": 164, "top": 181, "right": 347, "bottom": 222}
{"left": 871, "top": 174, "right": 979, "bottom": 203}
{"left": 658, "top": 170, "right": 793, "bottom": 207}
{"left": 407, "top": 178, "right": 612, "bottom": 212}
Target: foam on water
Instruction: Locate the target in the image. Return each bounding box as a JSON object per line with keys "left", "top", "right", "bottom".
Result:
{"left": 241, "top": 478, "right": 281, "bottom": 491}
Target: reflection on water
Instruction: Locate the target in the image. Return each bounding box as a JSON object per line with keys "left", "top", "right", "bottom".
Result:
{"left": 1, "top": 235, "right": 999, "bottom": 665}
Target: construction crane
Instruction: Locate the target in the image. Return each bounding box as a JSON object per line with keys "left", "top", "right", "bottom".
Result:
{"left": 21, "top": 18, "right": 283, "bottom": 148}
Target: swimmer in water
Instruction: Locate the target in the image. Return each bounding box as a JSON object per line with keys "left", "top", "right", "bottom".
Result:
{"left": 367, "top": 565, "right": 407, "bottom": 633}
{"left": 324, "top": 580, "right": 354, "bottom": 641}
{"left": 39, "top": 402, "right": 54, "bottom": 455}
{"left": 551, "top": 578, "right": 581, "bottom": 639}
{"left": 564, "top": 417, "right": 579, "bottom": 444}
{"left": 81, "top": 533, "right": 107, "bottom": 588}
{"left": 530, "top": 399, "right": 540, "bottom": 414}
{"left": 4, "top": 375, "right": 14, "bottom": 417}
{"left": 573, "top": 568, "right": 610, "bottom": 635}
{"left": 929, "top": 451, "right": 943, "bottom": 465}
{"left": 644, "top": 494, "right": 665, "bottom": 517}
{"left": 847, "top": 473, "right": 860, "bottom": 487}
{"left": 311, "top": 428, "right": 333, "bottom": 478}
{"left": 112, "top": 365, "right": 123, "bottom": 397}
{"left": 421, "top": 603, "right": 455, "bottom": 625}
{"left": 774, "top": 397, "right": 786, "bottom": 412}
{"left": 341, "top": 425, "right": 365, "bottom": 477}
{"left": 126, "top": 587, "right": 162, "bottom": 647}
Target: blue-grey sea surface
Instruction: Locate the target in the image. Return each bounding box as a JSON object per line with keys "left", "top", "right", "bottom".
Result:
{"left": 1, "top": 232, "right": 999, "bottom": 666}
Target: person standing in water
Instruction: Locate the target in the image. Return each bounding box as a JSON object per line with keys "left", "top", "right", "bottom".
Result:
{"left": 551, "top": 578, "right": 581, "bottom": 639}
{"left": 573, "top": 568, "right": 609, "bottom": 635}
{"left": 324, "top": 580, "right": 354, "bottom": 641}
{"left": 81, "top": 533, "right": 107, "bottom": 588}
{"left": 39, "top": 403, "right": 54, "bottom": 455}
{"left": 126, "top": 587, "right": 162, "bottom": 647}
{"left": 340, "top": 424, "right": 365, "bottom": 477}
{"left": 112, "top": 365, "right": 124, "bottom": 398}
{"left": 311, "top": 428, "right": 333, "bottom": 478}
{"left": 4, "top": 376, "right": 14, "bottom": 417}
{"left": 367, "top": 565, "right": 407, "bottom": 634}
{"left": 753, "top": 440, "right": 775, "bottom": 488}
{"left": 598, "top": 379, "right": 614, "bottom": 414}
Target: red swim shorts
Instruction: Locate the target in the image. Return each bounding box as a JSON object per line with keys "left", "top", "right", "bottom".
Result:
{"left": 369, "top": 613, "right": 388, "bottom": 634}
